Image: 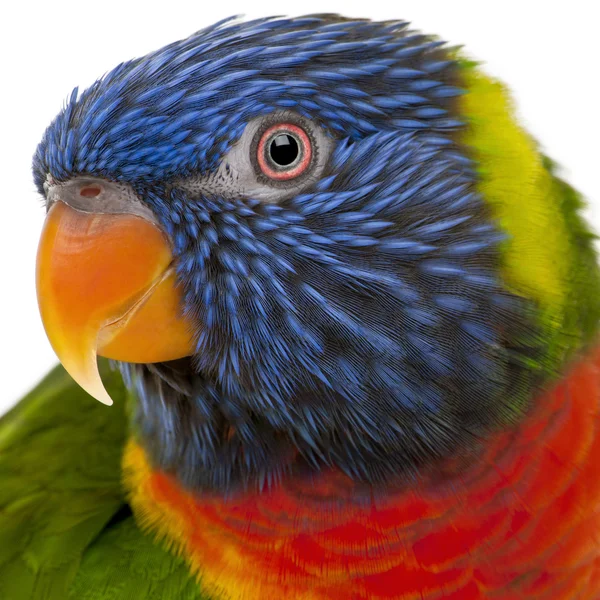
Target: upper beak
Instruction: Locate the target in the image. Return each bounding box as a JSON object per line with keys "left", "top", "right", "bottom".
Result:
{"left": 36, "top": 198, "right": 195, "bottom": 405}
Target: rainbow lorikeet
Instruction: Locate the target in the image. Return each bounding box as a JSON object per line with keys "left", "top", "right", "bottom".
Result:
{"left": 2, "top": 14, "right": 600, "bottom": 600}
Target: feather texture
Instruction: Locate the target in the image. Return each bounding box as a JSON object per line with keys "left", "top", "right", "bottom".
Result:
{"left": 13, "top": 13, "right": 600, "bottom": 599}
{"left": 123, "top": 344, "right": 600, "bottom": 599}
{"left": 0, "top": 363, "right": 201, "bottom": 599}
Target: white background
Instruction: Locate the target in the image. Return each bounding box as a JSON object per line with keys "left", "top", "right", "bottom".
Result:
{"left": 1, "top": 1, "right": 598, "bottom": 415}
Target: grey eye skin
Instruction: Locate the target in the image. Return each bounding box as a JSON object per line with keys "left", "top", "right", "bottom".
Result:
{"left": 175, "top": 111, "right": 335, "bottom": 204}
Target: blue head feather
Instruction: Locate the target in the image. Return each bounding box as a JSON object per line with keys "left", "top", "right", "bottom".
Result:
{"left": 33, "top": 15, "right": 462, "bottom": 188}
{"left": 34, "top": 15, "right": 541, "bottom": 492}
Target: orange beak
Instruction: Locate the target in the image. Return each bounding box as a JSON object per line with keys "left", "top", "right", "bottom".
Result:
{"left": 36, "top": 201, "right": 195, "bottom": 405}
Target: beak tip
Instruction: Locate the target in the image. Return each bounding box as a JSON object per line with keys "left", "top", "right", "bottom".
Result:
{"left": 59, "top": 356, "right": 115, "bottom": 407}
{"left": 82, "top": 377, "right": 115, "bottom": 406}
{"left": 97, "top": 393, "right": 114, "bottom": 407}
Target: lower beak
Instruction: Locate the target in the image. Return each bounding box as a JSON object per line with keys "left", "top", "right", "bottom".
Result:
{"left": 36, "top": 201, "right": 194, "bottom": 405}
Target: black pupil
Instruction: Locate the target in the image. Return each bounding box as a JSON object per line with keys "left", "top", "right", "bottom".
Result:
{"left": 269, "top": 133, "right": 300, "bottom": 167}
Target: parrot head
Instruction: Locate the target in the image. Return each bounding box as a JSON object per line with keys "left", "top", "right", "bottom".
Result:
{"left": 32, "top": 16, "right": 599, "bottom": 493}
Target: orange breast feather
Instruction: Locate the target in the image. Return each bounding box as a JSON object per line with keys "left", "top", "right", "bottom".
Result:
{"left": 124, "top": 346, "right": 600, "bottom": 599}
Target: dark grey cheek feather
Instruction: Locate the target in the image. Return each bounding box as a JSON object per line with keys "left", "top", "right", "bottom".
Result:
{"left": 121, "top": 130, "right": 542, "bottom": 495}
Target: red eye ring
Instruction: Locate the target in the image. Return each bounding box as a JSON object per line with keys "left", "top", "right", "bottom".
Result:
{"left": 257, "top": 123, "right": 312, "bottom": 181}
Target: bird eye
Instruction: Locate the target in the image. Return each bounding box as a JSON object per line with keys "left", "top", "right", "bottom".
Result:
{"left": 257, "top": 123, "right": 312, "bottom": 181}
{"left": 174, "top": 111, "right": 333, "bottom": 203}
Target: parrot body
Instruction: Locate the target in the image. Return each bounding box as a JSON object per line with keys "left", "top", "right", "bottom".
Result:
{"left": 3, "top": 14, "right": 600, "bottom": 600}
{"left": 126, "top": 346, "right": 600, "bottom": 600}
{"left": 3, "top": 349, "right": 600, "bottom": 600}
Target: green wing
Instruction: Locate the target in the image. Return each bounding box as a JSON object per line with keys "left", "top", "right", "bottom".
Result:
{"left": 0, "top": 362, "right": 204, "bottom": 600}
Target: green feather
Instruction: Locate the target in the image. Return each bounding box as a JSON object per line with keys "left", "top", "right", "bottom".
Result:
{"left": 68, "top": 515, "right": 205, "bottom": 600}
{"left": 458, "top": 59, "right": 600, "bottom": 373}
{"left": 0, "top": 362, "right": 204, "bottom": 599}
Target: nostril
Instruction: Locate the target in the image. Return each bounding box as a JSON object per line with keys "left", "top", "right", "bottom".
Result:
{"left": 79, "top": 184, "right": 102, "bottom": 198}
